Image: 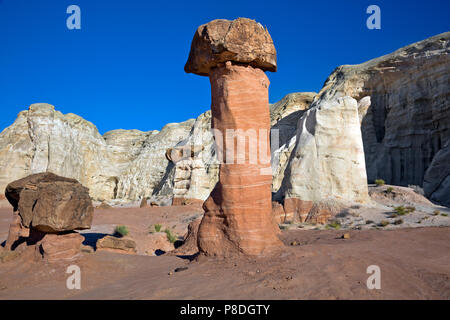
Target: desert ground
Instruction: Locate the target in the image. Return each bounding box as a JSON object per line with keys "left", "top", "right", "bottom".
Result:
{"left": 0, "top": 185, "right": 449, "bottom": 300}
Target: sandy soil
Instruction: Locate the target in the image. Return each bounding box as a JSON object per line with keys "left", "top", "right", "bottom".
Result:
{"left": 0, "top": 200, "right": 449, "bottom": 300}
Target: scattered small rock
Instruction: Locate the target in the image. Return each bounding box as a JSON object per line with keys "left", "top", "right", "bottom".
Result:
{"left": 97, "top": 202, "right": 112, "bottom": 210}
{"left": 96, "top": 235, "right": 137, "bottom": 254}
{"left": 379, "top": 220, "right": 390, "bottom": 227}
{"left": 80, "top": 244, "right": 94, "bottom": 254}
{"left": 174, "top": 267, "right": 189, "bottom": 273}
{"left": 341, "top": 233, "right": 350, "bottom": 239}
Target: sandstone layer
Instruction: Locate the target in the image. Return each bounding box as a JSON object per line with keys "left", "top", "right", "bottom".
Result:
{"left": 0, "top": 32, "right": 448, "bottom": 208}
{"left": 153, "top": 92, "right": 315, "bottom": 204}
{"left": 96, "top": 235, "right": 137, "bottom": 254}
{"left": 270, "top": 92, "right": 316, "bottom": 192}
{"left": 35, "top": 232, "right": 85, "bottom": 263}
{"left": 311, "top": 31, "right": 449, "bottom": 206}
{"left": 281, "top": 96, "right": 370, "bottom": 206}
{"left": 0, "top": 95, "right": 307, "bottom": 205}
{"left": 0, "top": 103, "right": 195, "bottom": 202}
{"left": 197, "top": 63, "right": 282, "bottom": 256}
{"left": 186, "top": 17, "right": 283, "bottom": 256}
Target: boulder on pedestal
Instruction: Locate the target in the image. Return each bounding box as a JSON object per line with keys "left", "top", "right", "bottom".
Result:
{"left": 185, "top": 18, "right": 277, "bottom": 76}
{"left": 35, "top": 232, "right": 84, "bottom": 263}
{"left": 4, "top": 173, "right": 94, "bottom": 262}
{"left": 5, "top": 172, "right": 93, "bottom": 233}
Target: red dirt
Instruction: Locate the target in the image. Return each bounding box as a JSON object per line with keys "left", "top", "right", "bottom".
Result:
{"left": 0, "top": 206, "right": 449, "bottom": 299}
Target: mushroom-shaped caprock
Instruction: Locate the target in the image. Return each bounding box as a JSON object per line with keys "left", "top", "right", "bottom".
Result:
{"left": 184, "top": 18, "right": 277, "bottom": 76}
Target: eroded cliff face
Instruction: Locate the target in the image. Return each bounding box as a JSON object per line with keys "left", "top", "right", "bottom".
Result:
{"left": 0, "top": 104, "right": 113, "bottom": 200}
{"left": 281, "top": 96, "right": 370, "bottom": 204}
{"left": 152, "top": 110, "right": 217, "bottom": 203}
{"left": 0, "top": 103, "right": 195, "bottom": 202}
{"left": 152, "top": 92, "right": 316, "bottom": 202}
{"left": 114, "top": 120, "right": 195, "bottom": 201}
{"left": 0, "top": 111, "right": 33, "bottom": 192}
{"left": 0, "top": 32, "right": 448, "bottom": 206}
{"left": 308, "top": 31, "right": 449, "bottom": 206}
{"left": 270, "top": 92, "right": 316, "bottom": 193}
{"left": 0, "top": 94, "right": 308, "bottom": 203}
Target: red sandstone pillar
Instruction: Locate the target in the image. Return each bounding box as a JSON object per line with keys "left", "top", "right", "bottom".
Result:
{"left": 185, "top": 18, "right": 282, "bottom": 256}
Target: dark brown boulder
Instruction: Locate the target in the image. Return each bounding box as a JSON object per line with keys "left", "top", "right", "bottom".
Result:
{"left": 5, "top": 172, "right": 76, "bottom": 211}
{"left": 185, "top": 18, "right": 277, "bottom": 76}
{"left": 5, "top": 172, "right": 93, "bottom": 233}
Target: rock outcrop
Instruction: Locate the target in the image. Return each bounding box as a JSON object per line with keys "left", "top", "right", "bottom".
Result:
{"left": 0, "top": 32, "right": 448, "bottom": 208}
{"left": 96, "top": 235, "right": 137, "bottom": 254}
{"left": 6, "top": 172, "right": 93, "bottom": 233}
{"left": 164, "top": 144, "right": 211, "bottom": 205}
{"left": 153, "top": 92, "right": 315, "bottom": 204}
{"left": 311, "top": 31, "right": 449, "bottom": 206}
{"left": 423, "top": 139, "right": 450, "bottom": 207}
{"left": 186, "top": 18, "right": 283, "bottom": 256}
{"left": 152, "top": 111, "right": 217, "bottom": 203}
{"left": 169, "top": 219, "right": 201, "bottom": 256}
{"left": 0, "top": 103, "right": 195, "bottom": 202}
{"left": 0, "top": 96, "right": 307, "bottom": 205}
{"left": 270, "top": 92, "right": 316, "bottom": 192}
{"left": 4, "top": 212, "right": 29, "bottom": 250}
{"left": 114, "top": 120, "right": 195, "bottom": 201}
{"left": 35, "top": 232, "right": 85, "bottom": 263}
{"left": 4, "top": 173, "right": 94, "bottom": 262}
{"left": 281, "top": 96, "right": 370, "bottom": 207}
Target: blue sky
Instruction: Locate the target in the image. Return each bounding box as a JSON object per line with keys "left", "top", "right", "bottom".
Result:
{"left": 0, "top": 0, "right": 449, "bottom": 134}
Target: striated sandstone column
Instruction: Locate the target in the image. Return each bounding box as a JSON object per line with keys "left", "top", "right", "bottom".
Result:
{"left": 185, "top": 18, "right": 282, "bottom": 256}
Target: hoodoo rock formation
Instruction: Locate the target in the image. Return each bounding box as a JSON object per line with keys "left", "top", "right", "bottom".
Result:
{"left": 185, "top": 18, "right": 283, "bottom": 256}
{"left": 4, "top": 172, "right": 93, "bottom": 262}
{"left": 5, "top": 172, "right": 93, "bottom": 232}
{"left": 165, "top": 145, "right": 210, "bottom": 206}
